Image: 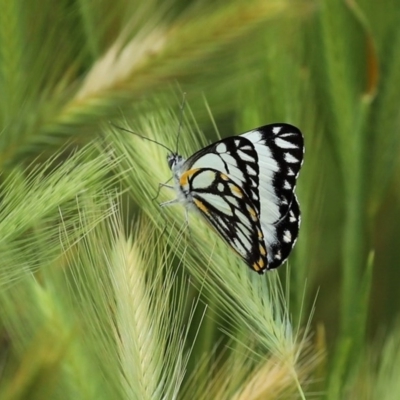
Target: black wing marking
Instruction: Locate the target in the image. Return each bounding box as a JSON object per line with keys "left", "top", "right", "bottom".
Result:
{"left": 268, "top": 195, "right": 301, "bottom": 269}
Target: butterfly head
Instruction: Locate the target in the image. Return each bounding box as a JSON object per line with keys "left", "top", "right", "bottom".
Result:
{"left": 167, "top": 153, "right": 184, "bottom": 171}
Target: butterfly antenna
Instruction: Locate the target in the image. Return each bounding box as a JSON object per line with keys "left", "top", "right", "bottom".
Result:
{"left": 175, "top": 92, "right": 186, "bottom": 153}
{"left": 109, "top": 122, "right": 174, "bottom": 154}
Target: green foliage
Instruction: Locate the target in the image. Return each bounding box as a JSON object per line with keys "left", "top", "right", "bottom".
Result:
{"left": 1, "top": 0, "right": 400, "bottom": 399}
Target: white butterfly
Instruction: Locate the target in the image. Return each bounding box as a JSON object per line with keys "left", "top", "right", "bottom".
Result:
{"left": 160, "top": 123, "right": 304, "bottom": 274}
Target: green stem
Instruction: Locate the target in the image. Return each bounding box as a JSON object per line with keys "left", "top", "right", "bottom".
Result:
{"left": 328, "top": 100, "right": 372, "bottom": 399}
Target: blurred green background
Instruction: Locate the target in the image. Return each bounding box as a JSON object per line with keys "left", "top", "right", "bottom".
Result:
{"left": 1, "top": 0, "right": 400, "bottom": 399}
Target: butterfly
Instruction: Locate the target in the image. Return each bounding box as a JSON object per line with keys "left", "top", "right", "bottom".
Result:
{"left": 159, "top": 123, "right": 304, "bottom": 274}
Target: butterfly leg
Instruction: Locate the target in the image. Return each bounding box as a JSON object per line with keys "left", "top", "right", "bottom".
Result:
{"left": 159, "top": 183, "right": 174, "bottom": 189}
{"left": 185, "top": 209, "right": 189, "bottom": 225}
{"left": 152, "top": 179, "right": 173, "bottom": 201}
{"left": 184, "top": 208, "right": 193, "bottom": 242}
{"left": 159, "top": 198, "right": 179, "bottom": 207}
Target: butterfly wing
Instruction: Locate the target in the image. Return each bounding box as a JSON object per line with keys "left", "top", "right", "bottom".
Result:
{"left": 183, "top": 123, "right": 304, "bottom": 270}
{"left": 184, "top": 168, "right": 268, "bottom": 273}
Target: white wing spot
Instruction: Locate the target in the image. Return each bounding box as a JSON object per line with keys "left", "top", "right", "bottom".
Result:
{"left": 275, "top": 138, "right": 298, "bottom": 149}
{"left": 217, "top": 217, "right": 230, "bottom": 232}
{"left": 283, "top": 230, "right": 292, "bottom": 243}
{"left": 237, "top": 218, "right": 252, "bottom": 236}
{"left": 285, "top": 153, "right": 299, "bottom": 163}
{"left": 288, "top": 168, "right": 295, "bottom": 176}
{"left": 216, "top": 142, "right": 227, "bottom": 153}
{"left": 284, "top": 180, "right": 291, "bottom": 190}
{"left": 235, "top": 210, "right": 252, "bottom": 228}
{"left": 279, "top": 132, "right": 296, "bottom": 138}
{"left": 289, "top": 211, "right": 296, "bottom": 222}
{"left": 241, "top": 145, "right": 253, "bottom": 151}
{"left": 275, "top": 250, "right": 282, "bottom": 260}
{"left": 228, "top": 165, "right": 246, "bottom": 183}
{"left": 191, "top": 170, "right": 216, "bottom": 190}
{"left": 220, "top": 153, "right": 238, "bottom": 168}
{"left": 242, "top": 131, "right": 262, "bottom": 143}
{"left": 272, "top": 126, "right": 282, "bottom": 134}
{"left": 218, "top": 183, "right": 224, "bottom": 192}
{"left": 237, "top": 150, "right": 255, "bottom": 162}
{"left": 237, "top": 230, "right": 252, "bottom": 251}
{"left": 246, "top": 164, "right": 257, "bottom": 176}
{"left": 200, "top": 193, "right": 233, "bottom": 215}
{"left": 226, "top": 195, "right": 239, "bottom": 208}
{"left": 191, "top": 153, "right": 225, "bottom": 171}
{"left": 235, "top": 139, "right": 241, "bottom": 146}
{"left": 232, "top": 237, "right": 247, "bottom": 257}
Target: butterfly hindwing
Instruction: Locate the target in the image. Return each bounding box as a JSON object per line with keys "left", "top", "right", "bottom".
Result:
{"left": 187, "top": 168, "right": 268, "bottom": 273}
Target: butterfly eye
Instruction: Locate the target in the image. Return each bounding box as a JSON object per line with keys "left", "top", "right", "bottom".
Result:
{"left": 167, "top": 153, "right": 182, "bottom": 169}
{"left": 167, "top": 153, "right": 183, "bottom": 170}
{"left": 167, "top": 154, "right": 177, "bottom": 169}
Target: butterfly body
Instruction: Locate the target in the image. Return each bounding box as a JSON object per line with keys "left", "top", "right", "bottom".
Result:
{"left": 164, "top": 124, "right": 304, "bottom": 274}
